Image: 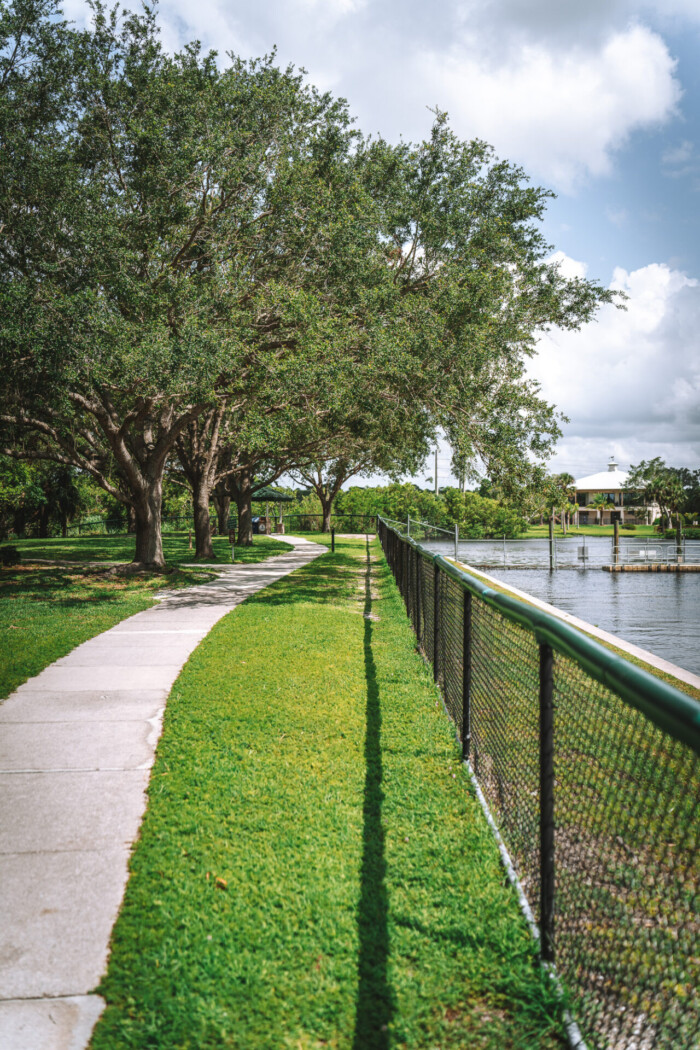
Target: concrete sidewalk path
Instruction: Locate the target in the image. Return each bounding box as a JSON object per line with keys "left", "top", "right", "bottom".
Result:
{"left": 0, "top": 536, "right": 325, "bottom": 1050}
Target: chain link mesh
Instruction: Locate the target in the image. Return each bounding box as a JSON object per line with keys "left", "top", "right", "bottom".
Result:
{"left": 552, "top": 653, "right": 699, "bottom": 1049}
{"left": 471, "top": 598, "right": 542, "bottom": 916}
{"left": 377, "top": 519, "right": 700, "bottom": 1050}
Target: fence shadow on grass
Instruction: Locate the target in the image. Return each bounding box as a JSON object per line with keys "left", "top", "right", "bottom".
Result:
{"left": 353, "top": 540, "right": 394, "bottom": 1049}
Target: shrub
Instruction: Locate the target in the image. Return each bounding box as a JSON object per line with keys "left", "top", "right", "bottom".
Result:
{"left": 0, "top": 545, "right": 20, "bottom": 566}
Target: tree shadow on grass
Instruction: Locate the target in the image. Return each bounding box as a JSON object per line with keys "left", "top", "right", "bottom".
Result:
{"left": 0, "top": 568, "right": 128, "bottom": 605}
{"left": 353, "top": 539, "right": 394, "bottom": 1049}
{"left": 0, "top": 565, "right": 183, "bottom": 608}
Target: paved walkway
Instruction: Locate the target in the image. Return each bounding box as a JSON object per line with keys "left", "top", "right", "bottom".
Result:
{"left": 0, "top": 537, "right": 325, "bottom": 1050}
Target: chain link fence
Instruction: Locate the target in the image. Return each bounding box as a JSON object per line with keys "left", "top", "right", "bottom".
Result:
{"left": 379, "top": 517, "right": 700, "bottom": 1050}
{"left": 281, "top": 513, "right": 377, "bottom": 533}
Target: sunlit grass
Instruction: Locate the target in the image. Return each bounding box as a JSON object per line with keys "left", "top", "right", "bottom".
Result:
{"left": 91, "top": 537, "right": 564, "bottom": 1049}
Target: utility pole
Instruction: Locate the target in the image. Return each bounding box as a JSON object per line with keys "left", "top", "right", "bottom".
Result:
{"left": 434, "top": 447, "right": 438, "bottom": 496}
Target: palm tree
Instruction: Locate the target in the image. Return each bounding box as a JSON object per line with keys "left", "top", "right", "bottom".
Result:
{"left": 545, "top": 473, "right": 576, "bottom": 533}
{"left": 591, "top": 493, "right": 613, "bottom": 525}
{"left": 557, "top": 473, "right": 576, "bottom": 533}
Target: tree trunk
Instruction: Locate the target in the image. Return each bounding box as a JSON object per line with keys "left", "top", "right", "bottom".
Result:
{"left": 213, "top": 481, "right": 231, "bottom": 536}
{"left": 127, "top": 504, "right": 137, "bottom": 534}
{"left": 321, "top": 497, "right": 332, "bottom": 533}
{"left": 61, "top": 511, "right": 68, "bottom": 538}
{"left": 234, "top": 471, "right": 254, "bottom": 546}
{"left": 192, "top": 478, "right": 215, "bottom": 560}
{"left": 133, "top": 476, "right": 165, "bottom": 569}
{"left": 38, "top": 504, "right": 50, "bottom": 538}
{"left": 13, "top": 508, "right": 26, "bottom": 538}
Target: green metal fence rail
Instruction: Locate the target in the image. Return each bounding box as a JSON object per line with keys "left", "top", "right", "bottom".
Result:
{"left": 378, "top": 516, "right": 700, "bottom": 1050}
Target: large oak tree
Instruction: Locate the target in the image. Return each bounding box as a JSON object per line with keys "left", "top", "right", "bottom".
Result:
{"left": 1, "top": 4, "right": 617, "bottom": 567}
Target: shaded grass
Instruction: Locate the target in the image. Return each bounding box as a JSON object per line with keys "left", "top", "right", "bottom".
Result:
{"left": 0, "top": 535, "right": 291, "bottom": 701}
{"left": 91, "top": 537, "right": 564, "bottom": 1049}
{"left": 0, "top": 563, "right": 214, "bottom": 701}
{"left": 12, "top": 531, "right": 293, "bottom": 567}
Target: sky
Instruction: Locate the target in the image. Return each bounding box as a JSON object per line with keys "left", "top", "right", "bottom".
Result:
{"left": 64, "top": 0, "right": 700, "bottom": 485}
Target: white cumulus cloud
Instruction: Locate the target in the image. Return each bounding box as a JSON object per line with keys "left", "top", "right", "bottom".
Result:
{"left": 529, "top": 257, "right": 700, "bottom": 473}
{"left": 422, "top": 25, "right": 681, "bottom": 191}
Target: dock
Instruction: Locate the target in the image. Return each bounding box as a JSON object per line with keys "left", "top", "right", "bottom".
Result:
{"left": 603, "top": 563, "right": 700, "bottom": 572}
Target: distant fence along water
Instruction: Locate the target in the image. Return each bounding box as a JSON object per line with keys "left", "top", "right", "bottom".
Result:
{"left": 378, "top": 516, "right": 700, "bottom": 1050}
{"left": 24, "top": 511, "right": 378, "bottom": 539}
{"left": 402, "top": 515, "right": 700, "bottom": 569}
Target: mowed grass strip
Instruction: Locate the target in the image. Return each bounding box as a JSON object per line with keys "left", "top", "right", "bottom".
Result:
{"left": 91, "top": 537, "right": 564, "bottom": 1050}
{"left": 0, "top": 535, "right": 291, "bottom": 701}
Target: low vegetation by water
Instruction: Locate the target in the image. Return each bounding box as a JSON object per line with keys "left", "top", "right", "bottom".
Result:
{"left": 90, "top": 537, "right": 565, "bottom": 1049}
{"left": 524, "top": 524, "right": 656, "bottom": 538}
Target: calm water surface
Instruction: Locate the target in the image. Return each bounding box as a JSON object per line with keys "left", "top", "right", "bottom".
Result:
{"left": 425, "top": 537, "right": 700, "bottom": 676}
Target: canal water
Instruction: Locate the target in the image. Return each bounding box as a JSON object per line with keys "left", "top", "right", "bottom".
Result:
{"left": 423, "top": 537, "right": 700, "bottom": 676}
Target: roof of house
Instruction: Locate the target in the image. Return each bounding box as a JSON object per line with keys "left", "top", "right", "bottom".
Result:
{"left": 575, "top": 458, "right": 628, "bottom": 492}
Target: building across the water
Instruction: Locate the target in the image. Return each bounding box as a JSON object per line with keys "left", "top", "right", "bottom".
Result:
{"left": 575, "top": 458, "right": 659, "bottom": 526}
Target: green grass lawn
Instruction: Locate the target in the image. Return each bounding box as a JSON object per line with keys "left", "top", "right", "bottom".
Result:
{"left": 11, "top": 531, "right": 292, "bottom": 567}
{"left": 90, "top": 537, "right": 565, "bottom": 1050}
{"left": 0, "top": 535, "right": 292, "bottom": 701}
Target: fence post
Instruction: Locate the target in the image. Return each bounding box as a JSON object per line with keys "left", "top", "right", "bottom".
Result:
{"left": 416, "top": 552, "right": 422, "bottom": 648}
{"left": 548, "top": 519, "right": 554, "bottom": 571}
{"left": 331, "top": 526, "right": 335, "bottom": 553}
{"left": 539, "top": 642, "right": 555, "bottom": 963}
{"left": 433, "top": 561, "right": 440, "bottom": 683}
{"left": 454, "top": 523, "right": 459, "bottom": 561}
{"left": 462, "top": 590, "right": 471, "bottom": 760}
{"left": 613, "top": 519, "right": 619, "bottom": 566}
{"left": 409, "top": 545, "right": 415, "bottom": 626}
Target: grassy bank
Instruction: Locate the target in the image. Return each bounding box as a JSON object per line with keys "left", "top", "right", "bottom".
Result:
{"left": 91, "top": 537, "right": 564, "bottom": 1049}
{"left": 0, "top": 535, "right": 292, "bottom": 701}
{"left": 524, "top": 524, "right": 656, "bottom": 538}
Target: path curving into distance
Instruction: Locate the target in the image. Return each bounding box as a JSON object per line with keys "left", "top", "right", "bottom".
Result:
{"left": 0, "top": 536, "right": 325, "bottom": 1050}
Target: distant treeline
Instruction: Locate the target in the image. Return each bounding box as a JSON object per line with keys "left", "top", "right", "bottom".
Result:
{"left": 292, "top": 483, "right": 526, "bottom": 538}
